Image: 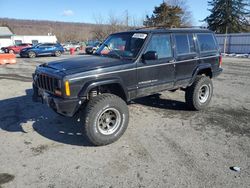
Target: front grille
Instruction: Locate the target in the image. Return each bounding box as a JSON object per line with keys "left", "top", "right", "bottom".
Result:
{"left": 35, "top": 74, "right": 60, "bottom": 93}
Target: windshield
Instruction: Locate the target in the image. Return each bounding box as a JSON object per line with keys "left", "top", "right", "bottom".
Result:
{"left": 96, "top": 32, "right": 147, "bottom": 59}
{"left": 33, "top": 43, "right": 41, "bottom": 48}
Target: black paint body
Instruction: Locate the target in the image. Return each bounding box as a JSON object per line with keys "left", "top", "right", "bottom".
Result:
{"left": 33, "top": 28, "right": 223, "bottom": 117}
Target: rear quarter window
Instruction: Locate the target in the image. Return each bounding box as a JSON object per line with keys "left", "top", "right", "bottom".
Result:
{"left": 197, "top": 33, "right": 217, "bottom": 52}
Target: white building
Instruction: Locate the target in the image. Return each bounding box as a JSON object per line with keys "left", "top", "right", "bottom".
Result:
{"left": 0, "top": 27, "right": 13, "bottom": 48}
{"left": 0, "top": 27, "right": 58, "bottom": 49}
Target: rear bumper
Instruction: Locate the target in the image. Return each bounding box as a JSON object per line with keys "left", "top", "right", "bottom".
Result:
{"left": 33, "top": 85, "right": 83, "bottom": 117}
{"left": 213, "top": 68, "right": 223, "bottom": 77}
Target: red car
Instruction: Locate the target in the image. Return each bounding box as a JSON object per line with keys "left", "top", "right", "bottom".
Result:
{"left": 2, "top": 43, "right": 33, "bottom": 54}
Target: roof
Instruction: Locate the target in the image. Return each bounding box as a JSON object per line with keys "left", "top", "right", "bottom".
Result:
{"left": 115, "top": 27, "right": 212, "bottom": 35}
{"left": 216, "top": 32, "right": 250, "bottom": 37}
{"left": 0, "top": 27, "right": 13, "bottom": 36}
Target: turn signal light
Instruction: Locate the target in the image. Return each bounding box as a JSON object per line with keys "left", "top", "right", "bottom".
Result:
{"left": 65, "top": 81, "right": 71, "bottom": 96}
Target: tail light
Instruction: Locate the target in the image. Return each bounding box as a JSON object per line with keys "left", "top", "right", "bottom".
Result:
{"left": 219, "top": 55, "right": 222, "bottom": 68}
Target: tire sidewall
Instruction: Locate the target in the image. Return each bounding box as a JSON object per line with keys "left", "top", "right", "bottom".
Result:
{"left": 85, "top": 95, "right": 129, "bottom": 145}
{"left": 194, "top": 77, "right": 213, "bottom": 109}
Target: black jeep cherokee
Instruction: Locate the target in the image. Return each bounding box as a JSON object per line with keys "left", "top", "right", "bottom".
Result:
{"left": 32, "top": 28, "right": 223, "bottom": 146}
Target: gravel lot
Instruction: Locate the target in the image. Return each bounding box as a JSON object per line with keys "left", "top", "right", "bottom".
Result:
{"left": 0, "top": 55, "right": 249, "bottom": 188}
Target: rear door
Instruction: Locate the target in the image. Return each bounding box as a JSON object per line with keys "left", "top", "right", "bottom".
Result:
{"left": 173, "top": 33, "right": 199, "bottom": 87}
{"left": 45, "top": 43, "right": 56, "bottom": 54}
{"left": 137, "top": 33, "right": 175, "bottom": 97}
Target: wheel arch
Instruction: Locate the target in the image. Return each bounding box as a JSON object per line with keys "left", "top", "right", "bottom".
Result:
{"left": 28, "top": 50, "right": 37, "bottom": 56}
{"left": 189, "top": 64, "right": 213, "bottom": 86}
{"left": 79, "top": 78, "right": 129, "bottom": 102}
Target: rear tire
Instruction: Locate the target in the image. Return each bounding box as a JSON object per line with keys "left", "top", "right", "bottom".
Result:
{"left": 28, "top": 51, "right": 36, "bottom": 58}
{"left": 54, "top": 51, "right": 61, "bottom": 57}
{"left": 185, "top": 75, "right": 213, "bottom": 110}
{"left": 82, "top": 93, "right": 129, "bottom": 146}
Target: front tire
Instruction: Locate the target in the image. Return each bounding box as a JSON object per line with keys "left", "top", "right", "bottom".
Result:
{"left": 83, "top": 94, "right": 129, "bottom": 146}
{"left": 185, "top": 76, "right": 213, "bottom": 110}
{"left": 28, "top": 51, "right": 36, "bottom": 58}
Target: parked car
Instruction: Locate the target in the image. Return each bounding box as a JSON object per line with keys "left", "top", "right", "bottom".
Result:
{"left": 20, "top": 43, "right": 64, "bottom": 58}
{"left": 1, "top": 43, "right": 32, "bottom": 54}
{"left": 32, "top": 28, "right": 222, "bottom": 146}
{"left": 63, "top": 42, "right": 83, "bottom": 51}
{"left": 85, "top": 41, "right": 101, "bottom": 54}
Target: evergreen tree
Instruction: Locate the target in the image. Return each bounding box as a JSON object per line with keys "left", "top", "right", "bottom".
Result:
{"left": 204, "top": 0, "right": 250, "bottom": 33}
{"left": 144, "top": 2, "right": 184, "bottom": 28}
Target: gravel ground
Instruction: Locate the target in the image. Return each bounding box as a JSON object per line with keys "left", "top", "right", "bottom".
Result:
{"left": 0, "top": 55, "right": 249, "bottom": 188}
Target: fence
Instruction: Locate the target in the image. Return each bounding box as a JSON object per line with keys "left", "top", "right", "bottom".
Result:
{"left": 215, "top": 33, "right": 250, "bottom": 54}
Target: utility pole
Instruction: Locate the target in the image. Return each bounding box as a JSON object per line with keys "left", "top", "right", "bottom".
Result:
{"left": 223, "top": 26, "right": 228, "bottom": 54}
{"left": 223, "top": 0, "right": 229, "bottom": 54}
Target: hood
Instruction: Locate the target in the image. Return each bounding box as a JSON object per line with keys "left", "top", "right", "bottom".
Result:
{"left": 43, "top": 55, "right": 131, "bottom": 74}
{"left": 21, "top": 47, "right": 33, "bottom": 51}
{"left": 6, "top": 45, "right": 16, "bottom": 48}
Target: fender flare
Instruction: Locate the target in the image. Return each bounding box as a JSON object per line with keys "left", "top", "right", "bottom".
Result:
{"left": 79, "top": 77, "right": 128, "bottom": 100}
{"left": 189, "top": 64, "right": 212, "bottom": 86}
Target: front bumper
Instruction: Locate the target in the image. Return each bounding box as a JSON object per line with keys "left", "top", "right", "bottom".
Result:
{"left": 33, "top": 85, "right": 83, "bottom": 117}
{"left": 20, "top": 51, "right": 29, "bottom": 57}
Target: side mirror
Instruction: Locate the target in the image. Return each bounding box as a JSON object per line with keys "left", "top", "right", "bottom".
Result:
{"left": 142, "top": 51, "right": 158, "bottom": 61}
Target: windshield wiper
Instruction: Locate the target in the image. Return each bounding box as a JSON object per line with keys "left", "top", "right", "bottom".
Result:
{"left": 103, "top": 43, "right": 123, "bottom": 59}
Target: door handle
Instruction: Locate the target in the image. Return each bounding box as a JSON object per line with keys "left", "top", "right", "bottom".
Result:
{"left": 168, "top": 60, "right": 175, "bottom": 63}
{"left": 193, "top": 56, "right": 199, "bottom": 59}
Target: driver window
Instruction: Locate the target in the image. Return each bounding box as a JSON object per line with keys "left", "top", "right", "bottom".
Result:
{"left": 145, "top": 34, "right": 172, "bottom": 59}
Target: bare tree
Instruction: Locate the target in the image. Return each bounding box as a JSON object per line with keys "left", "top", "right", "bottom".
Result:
{"left": 91, "top": 12, "right": 132, "bottom": 41}
{"left": 165, "top": 0, "right": 193, "bottom": 26}
{"left": 91, "top": 14, "right": 108, "bottom": 41}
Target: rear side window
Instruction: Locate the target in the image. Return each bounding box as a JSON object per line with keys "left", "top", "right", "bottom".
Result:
{"left": 175, "top": 34, "right": 196, "bottom": 55}
{"left": 15, "top": 40, "right": 22, "bottom": 45}
{"left": 197, "top": 33, "right": 217, "bottom": 52}
{"left": 145, "top": 34, "right": 172, "bottom": 59}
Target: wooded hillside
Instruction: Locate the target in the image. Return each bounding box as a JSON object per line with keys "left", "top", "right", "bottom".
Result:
{"left": 0, "top": 18, "right": 106, "bottom": 42}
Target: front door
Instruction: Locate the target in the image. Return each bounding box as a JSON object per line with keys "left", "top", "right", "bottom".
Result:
{"left": 137, "top": 33, "right": 175, "bottom": 97}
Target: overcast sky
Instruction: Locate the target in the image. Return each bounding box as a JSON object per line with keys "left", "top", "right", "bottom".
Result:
{"left": 0, "top": 0, "right": 210, "bottom": 25}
